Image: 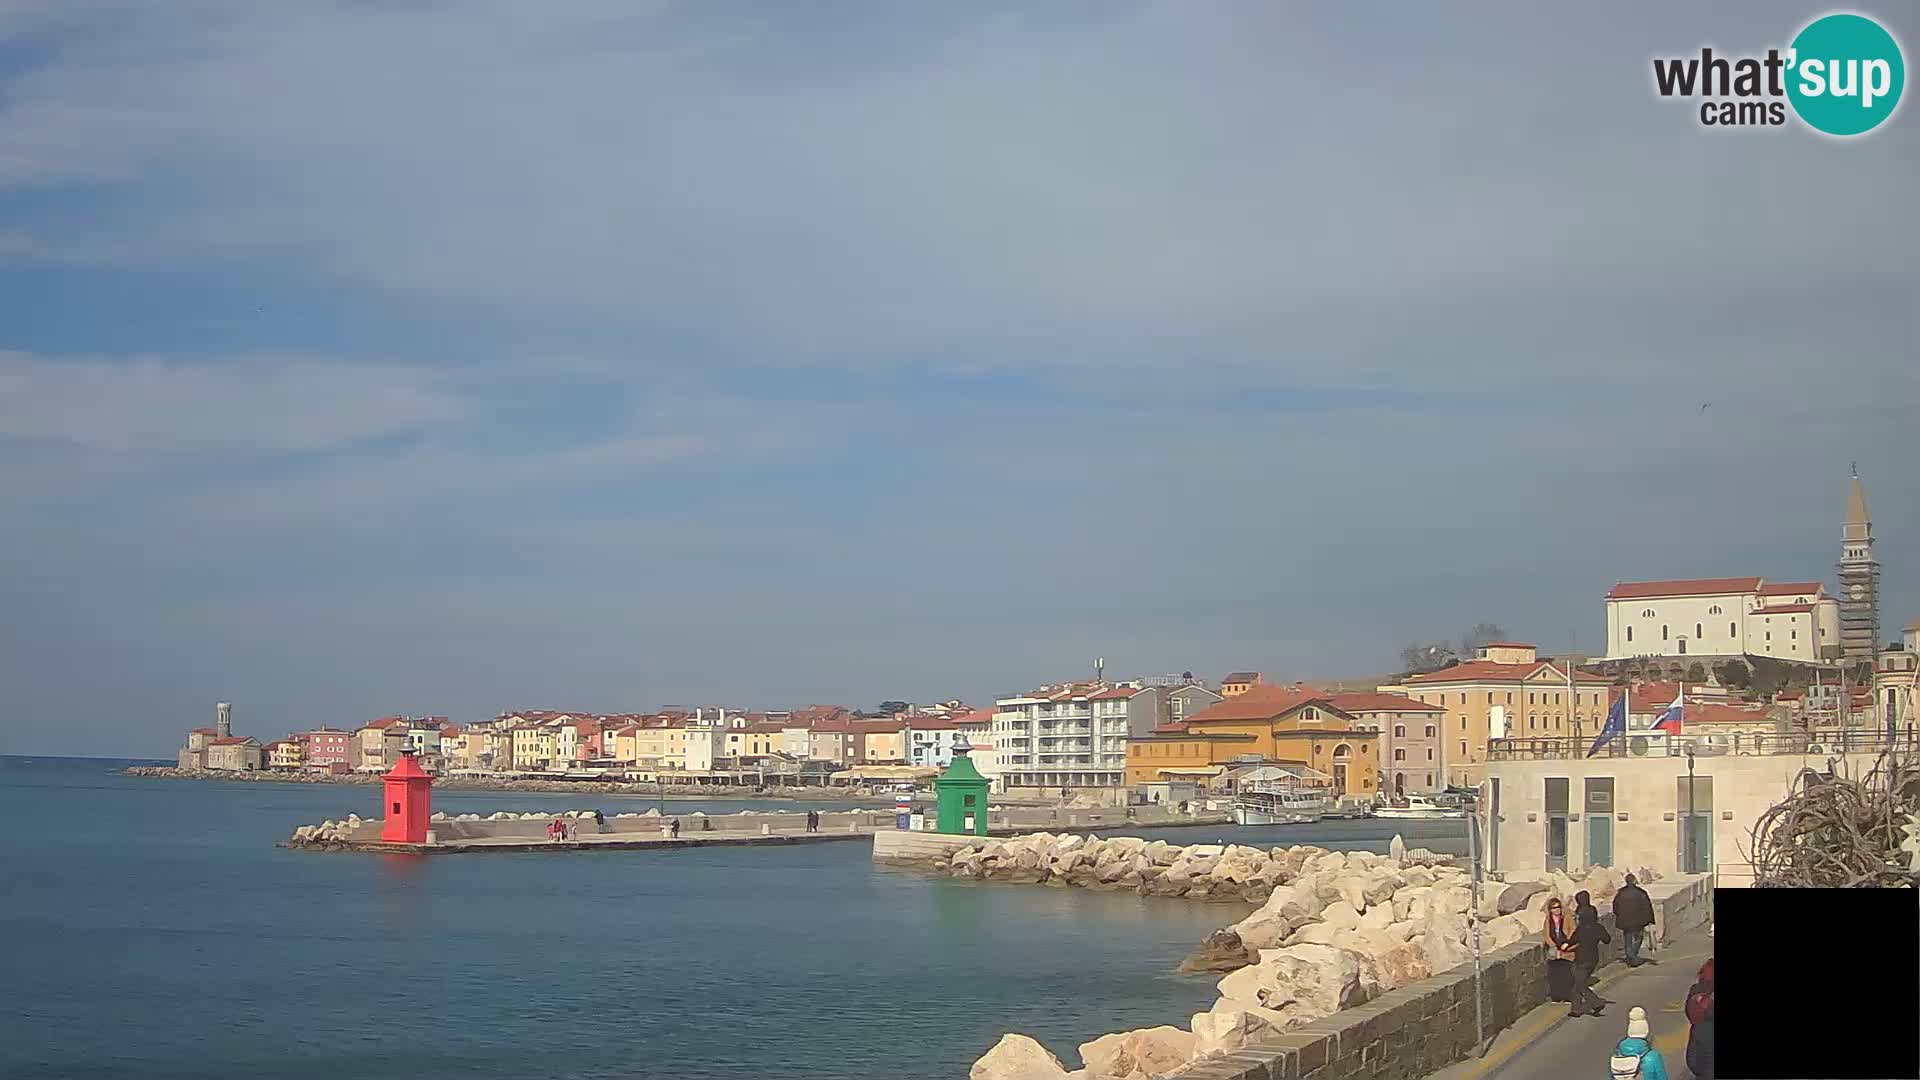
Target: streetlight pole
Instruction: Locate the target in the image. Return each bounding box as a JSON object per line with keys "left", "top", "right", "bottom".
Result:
{"left": 1467, "top": 787, "right": 1486, "bottom": 1055}
{"left": 1684, "top": 745, "right": 1697, "bottom": 874}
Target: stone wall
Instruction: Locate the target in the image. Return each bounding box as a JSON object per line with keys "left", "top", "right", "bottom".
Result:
{"left": 1163, "top": 878, "right": 1710, "bottom": 1080}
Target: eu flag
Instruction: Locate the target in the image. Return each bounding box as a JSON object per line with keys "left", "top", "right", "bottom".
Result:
{"left": 1587, "top": 694, "right": 1626, "bottom": 758}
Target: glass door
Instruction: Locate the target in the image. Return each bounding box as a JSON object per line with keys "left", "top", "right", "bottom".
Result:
{"left": 1585, "top": 777, "right": 1614, "bottom": 867}
{"left": 1545, "top": 777, "right": 1569, "bottom": 872}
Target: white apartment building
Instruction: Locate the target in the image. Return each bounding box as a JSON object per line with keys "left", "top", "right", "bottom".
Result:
{"left": 991, "top": 683, "right": 1135, "bottom": 794}
{"left": 1603, "top": 577, "right": 1841, "bottom": 664}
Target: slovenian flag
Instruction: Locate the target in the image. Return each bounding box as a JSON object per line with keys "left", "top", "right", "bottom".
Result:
{"left": 1587, "top": 694, "right": 1627, "bottom": 757}
{"left": 1651, "top": 688, "right": 1685, "bottom": 733}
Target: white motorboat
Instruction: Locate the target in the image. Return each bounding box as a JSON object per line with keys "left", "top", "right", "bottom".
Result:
{"left": 1372, "top": 795, "right": 1467, "bottom": 820}
{"left": 1231, "top": 788, "right": 1329, "bottom": 825}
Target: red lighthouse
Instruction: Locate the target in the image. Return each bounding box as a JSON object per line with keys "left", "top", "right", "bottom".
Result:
{"left": 380, "top": 749, "right": 433, "bottom": 844}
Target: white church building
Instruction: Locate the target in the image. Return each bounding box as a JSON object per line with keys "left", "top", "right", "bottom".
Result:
{"left": 1603, "top": 577, "right": 1840, "bottom": 664}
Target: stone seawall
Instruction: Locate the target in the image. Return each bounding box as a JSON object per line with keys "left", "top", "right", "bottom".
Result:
{"left": 957, "top": 831, "right": 1710, "bottom": 1080}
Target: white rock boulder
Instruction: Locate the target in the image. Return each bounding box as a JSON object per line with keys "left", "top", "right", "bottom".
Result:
{"left": 971, "top": 1034, "right": 1070, "bottom": 1080}
{"left": 1077, "top": 1026, "right": 1197, "bottom": 1080}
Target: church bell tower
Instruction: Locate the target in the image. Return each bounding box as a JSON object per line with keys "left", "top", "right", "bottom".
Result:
{"left": 1837, "top": 465, "right": 1880, "bottom": 662}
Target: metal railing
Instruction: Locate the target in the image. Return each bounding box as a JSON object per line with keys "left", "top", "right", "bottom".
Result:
{"left": 1487, "top": 728, "right": 1915, "bottom": 761}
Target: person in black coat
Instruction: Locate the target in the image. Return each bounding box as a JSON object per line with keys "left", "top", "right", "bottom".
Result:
{"left": 1567, "top": 890, "right": 1612, "bottom": 1017}
{"left": 1611, "top": 874, "right": 1656, "bottom": 966}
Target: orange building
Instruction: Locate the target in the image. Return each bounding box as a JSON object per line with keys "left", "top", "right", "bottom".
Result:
{"left": 1124, "top": 685, "right": 1380, "bottom": 797}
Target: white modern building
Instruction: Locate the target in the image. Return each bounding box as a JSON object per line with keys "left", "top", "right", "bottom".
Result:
{"left": 989, "top": 680, "right": 1218, "bottom": 798}
{"left": 1602, "top": 576, "right": 1840, "bottom": 664}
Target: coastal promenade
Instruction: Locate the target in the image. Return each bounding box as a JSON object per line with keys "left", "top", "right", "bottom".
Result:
{"left": 1424, "top": 928, "right": 1711, "bottom": 1080}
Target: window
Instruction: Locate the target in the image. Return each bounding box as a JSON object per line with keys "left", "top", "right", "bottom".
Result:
{"left": 1393, "top": 724, "right": 1406, "bottom": 737}
{"left": 1766, "top": 631, "right": 1771, "bottom": 641}
{"left": 1459, "top": 693, "right": 1467, "bottom": 704}
{"left": 1642, "top": 608, "right": 1655, "bottom": 617}
{"left": 1425, "top": 725, "right": 1436, "bottom": 737}
{"left": 1461, "top": 717, "right": 1467, "bottom": 730}
{"left": 1695, "top": 623, "right": 1703, "bottom": 638}
{"left": 1394, "top": 748, "right": 1406, "bottom": 761}
{"left": 1427, "top": 749, "right": 1435, "bottom": 761}
{"left": 1506, "top": 692, "right": 1513, "bottom": 704}
{"left": 1528, "top": 715, "right": 1536, "bottom": 730}
{"left": 1459, "top": 740, "right": 1468, "bottom": 756}
{"left": 1487, "top": 692, "right": 1494, "bottom": 704}
{"left": 1662, "top": 624, "right": 1669, "bottom": 640}
{"left": 1626, "top": 626, "right": 1633, "bottom": 642}
{"left": 1529, "top": 693, "right": 1536, "bottom": 705}
{"left": 1729, "top": 622, "right": 1737, "bottom": 638}
{"left": 1708, "top": 604, "right": 1723, "bottom": 615}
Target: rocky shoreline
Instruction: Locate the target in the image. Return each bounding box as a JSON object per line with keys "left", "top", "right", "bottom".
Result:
{"left": 123, "top": 765, "right": 893, "bottom": 801}
{"left": 925, "top": 832, "right": 1659, "bottom": 1080}
{"left": 285, "top": 806, "right": 888, "bottom": 848}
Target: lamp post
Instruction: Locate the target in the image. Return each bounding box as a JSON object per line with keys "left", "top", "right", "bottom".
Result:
{"left": 1684, "top": 745, "right": 1697, "bottom": 874}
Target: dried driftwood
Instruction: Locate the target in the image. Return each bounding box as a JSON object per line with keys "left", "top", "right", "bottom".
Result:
{"left": 1747, "top": 749, "right": 1920, "bottom": 888}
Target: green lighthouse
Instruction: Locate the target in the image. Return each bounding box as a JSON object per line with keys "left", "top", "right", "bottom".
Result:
{"left": 933, "top": 746, "right": 991, "bottom": 836}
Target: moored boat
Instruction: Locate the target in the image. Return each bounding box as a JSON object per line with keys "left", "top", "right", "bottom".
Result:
{"left": 1372, "top": 794, "right": 1466, "bottom": 820}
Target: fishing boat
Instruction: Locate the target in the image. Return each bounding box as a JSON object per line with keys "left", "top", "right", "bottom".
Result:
{"left": 1231, "top": 787, "right": 1330, "bottom": 826}
{"left": 1372, "top": 794, "right": 1467, "bottom": 820}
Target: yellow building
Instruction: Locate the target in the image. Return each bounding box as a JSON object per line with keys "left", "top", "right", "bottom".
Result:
{"left": 265, "top": 739, "right": 304, "bottom": 771}
{"left": 860, "top": 723, "right": 905, "bottom": 764}
{"left": 1384, "top": 643, "right": 1612, "bottom": 787}
{"left": 509, "top": 725, "right": 558, "bottom": 770}
{"left": 725, "top": 725, "right": 783, "bottom": 759}
{"left": 1125, "top": 686, "right": 1380, "bottom": 797}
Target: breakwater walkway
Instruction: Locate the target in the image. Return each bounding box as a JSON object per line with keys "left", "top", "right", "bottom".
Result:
{"left": 287, "top": 805, "right": 1232, "bottom": 853}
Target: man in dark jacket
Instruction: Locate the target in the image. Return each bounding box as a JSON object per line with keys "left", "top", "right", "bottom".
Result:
{"left": 1567, "top": 890, "right": 1611, "bottom": 1018}
{"left": 1611, "top": 873, "right": 1655, "bottom": 966}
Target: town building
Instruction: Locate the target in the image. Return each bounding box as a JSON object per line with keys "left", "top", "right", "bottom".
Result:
{"left": 174, "top": 702, "right": 239, "bottom": 770}
{"left": 1220, "top": 672, "right": 1264, "bottom": 698}
{"left": 1483, "top": 728, "right": 1894, "bottom": 885}
{"left": 356, "top": 717, "right": 411, "bottom": 772}
{"left": 299, "top": 729, "right": 352, "bottom": 772}
{"left": 1602, "top": 578, "right": 1840, "bottom": 668}
{"left": 901, "top": 715, "right": 971, "bottom": 769}
{"left": 989, "top": 682, "right": 1136, "bottom": 799}
{"left": 1124, "top": 684, "right": 1381, "bottom": 798}
{"left": 1324, "top": 692, "right": 1447, "bottom": 795}
{"left": 857, "top": 720, "right": 906, "bottom": 764}
{"left": 264, "top": 739, "right": 303, "bottom": 771}
{"left": 205, "top": 736, "right": 262, "bottom": 771}
{"left": 1872, "top": 621, "right": 1920, "bottom": 737}
{"left": 1380, "top": 643, "right": 1612, "bottom": 788}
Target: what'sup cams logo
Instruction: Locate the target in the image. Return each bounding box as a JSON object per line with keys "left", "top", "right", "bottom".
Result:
{"left": 1653, "top": 11, "right": 1905, "bottom": 136}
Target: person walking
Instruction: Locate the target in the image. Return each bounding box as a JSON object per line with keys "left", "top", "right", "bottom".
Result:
{"left": 669, "top": 818, "right": 681, "bottom": 839}
{"left": 1608, "top": 1007, "right": 1670, "bottom": 1079}
{"left": 1612, "top": 873, "right": 1655, "bottom": 966}
{"left": 1685, "top": 958, "right": 1715, "bottom": 1079}
{"left": 1567, "top": 890, "right": 1612, "bottom": 1018}
{"left": 1542, "top": 896, "right": 1576, "bottom": 1002}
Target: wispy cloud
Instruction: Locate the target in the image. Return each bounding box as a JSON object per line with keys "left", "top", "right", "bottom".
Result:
{"left": 0, "top": 351, "right": 465, "bottom": 453}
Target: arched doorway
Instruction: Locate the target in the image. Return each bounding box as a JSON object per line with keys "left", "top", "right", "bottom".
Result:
{"left": 1332, "top": 743, "right": 1352, "bottom": 794}
{"left": 1394, "top": 772, "right": 1406, "bottom": 794}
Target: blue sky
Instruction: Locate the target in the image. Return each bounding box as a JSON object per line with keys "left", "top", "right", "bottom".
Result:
{"left": 2, "top": 1, "right": 1915, "bottom": 755}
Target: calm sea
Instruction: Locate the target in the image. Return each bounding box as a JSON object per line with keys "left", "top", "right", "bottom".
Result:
{"left": 0, "top": 756, "right": 1467, "bottom": 1080}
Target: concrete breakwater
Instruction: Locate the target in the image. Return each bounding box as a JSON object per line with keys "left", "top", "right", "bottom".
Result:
{"left": 288, "top": 807, "right": 900, "bottom": 848}
{"left": 128, "top": 765, "right": 893, "bottom": 801}
{"left": 903, "top": 832, "right": 1697, "bottom": 1080}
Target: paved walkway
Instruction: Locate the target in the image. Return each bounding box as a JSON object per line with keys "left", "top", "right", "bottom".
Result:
{"left": 1426, "top": 928, "right": 1713, "bottom": 1080}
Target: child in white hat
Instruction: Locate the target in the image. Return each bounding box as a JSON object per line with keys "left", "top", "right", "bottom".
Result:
{"left": 1608, "top": 1006, "right": 1669, "bottom": 1079}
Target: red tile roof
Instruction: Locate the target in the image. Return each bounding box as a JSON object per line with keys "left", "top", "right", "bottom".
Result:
{"left": 1088, "top": 686, "right": 1145, "bottom": 700}
{"left": 1404, "top": 660, "right": 1610, "bottom": 685}
{"left": 190, "top": 727, "right": 218, "bottom": 735}
{"left": 901, "top": 715, "right": 963, "bottom": 730}
{"left": 1752, "top": 603, "right": 1815, "bottom": 615}
{"left": 209, "top": 736, "right": 257, "bottom": 746}
{"left": 1682, "top": 703, "right": 1772, "bottom": 725}
{"left": 1327, "top": 692, "right": 1444, "bottom": 713}
{"left": 1607, "top": 577, "right": 1763, "bottom": 600}
{"left": 1758, "top": 581, "right": 1823, "bottom": 597}
{"left": 1184, "top": 685, "right": 1345, "bottom": 724}
{"left": 953, "top": 708, "right": 996, "bottom": 727}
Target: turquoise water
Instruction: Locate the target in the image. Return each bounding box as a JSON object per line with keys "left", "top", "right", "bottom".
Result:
{"left": 0, "top": 756, "right": 1466, "bottom": 1080}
